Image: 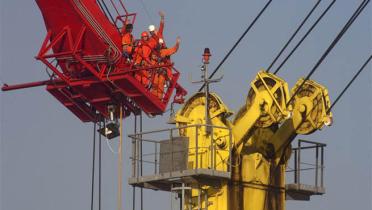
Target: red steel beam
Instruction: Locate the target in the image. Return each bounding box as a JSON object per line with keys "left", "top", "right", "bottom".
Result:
{"left": 1, "top": 79, "right": 59, "bottom": 91}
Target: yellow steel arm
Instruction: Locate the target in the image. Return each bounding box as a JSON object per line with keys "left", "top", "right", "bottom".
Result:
{"left": 232, "top": 71, "right": 290, "bottom": 153}
{"left": 172, "top": 71, "right": 332, "bottom": 210}
{"left": 268, "top": 78, "right": 333, "bottom": 163}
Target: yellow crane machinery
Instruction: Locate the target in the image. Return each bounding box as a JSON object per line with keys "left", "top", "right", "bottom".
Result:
{"left": 128, "top": 69, "right": 332, "bottom": 210}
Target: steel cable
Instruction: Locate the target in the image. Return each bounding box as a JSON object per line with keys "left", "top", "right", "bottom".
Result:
{"left": 267, "top": 0, "right": 370, "bottom": 196}
{"left": 327, "top": 55, "right": 372, "bottom": 113}
{"left": 286, "top": 0, "right": 370, "bottom": 106}
{"left": 90, "top": 123, "right": 96, "bottom": 210}
{"left": 132, "top": 115, "right": 137, "bottom": 210}
{"left": 266, "top": 0, "right": 322, "bottom": 72}
{"left": 117, "top": 106, "right": 124, "bottom": 210}
{"left": 98, "top": 0, "right": 116, "bottom": 24}
{"left": 99, "top": 122, "right": 102, "bottom": 210}
{"left": 198, "top": 0, "right": 273, "bottom": 92}
{"left": 274, "top": 0, "right": 336, "bottom": 75}
{"left": 140, "top": 112, "right": 143, "bottom": 210}
{"left": 276, "top": 0, "right": 370, "bottom": 171}
{"left": 96, "top": 0, "right": 111, "bottom": 23}
{"left": 138, "top": 0, "right": 154, "bottom": 24}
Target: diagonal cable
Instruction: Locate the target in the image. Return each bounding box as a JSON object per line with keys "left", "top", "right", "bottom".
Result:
{"left": 198, "top": 0, "right": 273, "bottom": 92}
{"left": 266, "top": 0, "right": 322, "bottom": 72}
{"left": 287, "top": 0, "right": 370, "bottom": 106}
{"left": 327, "top": 55, "right": 372, "bottom": 113}
{"left": 274, "top": 0, "right": 336, "bottom": 75}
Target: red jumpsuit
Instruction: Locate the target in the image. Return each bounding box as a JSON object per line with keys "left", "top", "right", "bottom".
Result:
{"left": 133, "top": 41, "right": 152, "bottom": 87}
{"left": 121, "top": 32, "right": 133, "bottom": 55}
{"left": 150, "top": 41, "right": 179, "bottom": 100}
{"left": 148, "top": 19, "right": 165, "bottom": 49}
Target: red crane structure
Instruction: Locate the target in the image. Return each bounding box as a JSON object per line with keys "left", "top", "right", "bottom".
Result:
{"left": 2, "top": 0, "right": 187, "bottom": 123}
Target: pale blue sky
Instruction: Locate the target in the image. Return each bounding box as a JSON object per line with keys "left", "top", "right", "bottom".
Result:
{"left": 1, "top": 1, "right": 371, "bottom": 210}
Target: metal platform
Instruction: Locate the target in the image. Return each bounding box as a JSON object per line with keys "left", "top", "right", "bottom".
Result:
{"left": 286, "top": 183, "right": 325, "bottom": 201}
{"left": 128, "top": 124, "right": 233, "bottom": 192}
{"left": 286, "top": 139, "right": 327, "bottom": 201}
{"left": 129, "top": 169, "right": 231, "bottom": 191}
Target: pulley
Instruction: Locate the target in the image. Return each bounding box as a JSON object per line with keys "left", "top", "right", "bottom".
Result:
{"left": 290, "top": 78, "right": 332, "bottom": 134}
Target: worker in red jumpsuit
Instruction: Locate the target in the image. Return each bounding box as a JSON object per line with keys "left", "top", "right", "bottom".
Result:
{"left": 159, "top": 36, "right": 180, "bottom": 58}
{"left": 121, "top": 23, "right": 134, "bottom": 60}
{"left": 133, "top": 31, "right": 153, "bottom": 88}
{"left": 148, "top": 11, "right": 165, "bottom": 49}
{"left": 151, "top": 36, "right": 181, "bottom": 99}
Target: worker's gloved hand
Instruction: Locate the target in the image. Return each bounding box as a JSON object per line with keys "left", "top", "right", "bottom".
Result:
{"left": 176, "top": 36, "right": 181, "bottom": 44}
{"left": 159, "top": 11, "right": 165, "bottom": 18}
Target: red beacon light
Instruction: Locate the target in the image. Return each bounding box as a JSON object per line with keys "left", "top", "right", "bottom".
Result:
{"left": 203, "top": 48, "right": 211, "bottom": 64}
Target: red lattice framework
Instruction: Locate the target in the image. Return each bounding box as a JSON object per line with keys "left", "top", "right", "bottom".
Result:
{"left": 2, "top": 0, "right": 187, "bottom": 123}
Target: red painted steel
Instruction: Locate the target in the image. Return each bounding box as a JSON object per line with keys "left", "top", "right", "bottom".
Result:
{"left": 2, "top": 0, "right": 187, "bottom": 122}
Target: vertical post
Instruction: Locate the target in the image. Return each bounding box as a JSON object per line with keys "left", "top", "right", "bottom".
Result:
{"left": 132, "top": 116, "right": 137, "bottom": 178}
{"left": 131, "top": 137, "right": 135, "bottom": 177}
{"left": 196, "top": 125, "right": 199, "bottom": 171}
{"left": 90, "top": 122, "right": 96, "bottom": 210}
{"left": 181, "top": 183, "right": 185, "bottom": 210}
{"left": 211, "top": 126, "right": 217, "bottom": 170}
{"left": 155, "top": 142, "right": 158, "bottom": 174}
{"left": 140, "top": 112, "right": 143, "bottom": 210}
{"left": 133, "top": 115, "right": 137, "bottom": 210}
{"left": 136, "top": 133, "right": 140, "bottom": 179}
{"left": 171, "top": 128, "right": 174, "bottom": 175}
{"left": 171, "top": 187, "right": 174, "bottom": 210}
{"left": 117, "top": 106, "right": 123, "bottom": 210}
{"left": 315, "top": 145, "right": 319, "bottom": 187}
{"left": 210, "top": 125, "right": 214, "bottom": 170}
{"left": 229, "top": 128, "right": 232, "bottom": 173}
{"left": 204, "top": 63, "right": 210, "bottom": 135}
{"left": 297, "top": 141, "right": 301, "bottom": 185}
{"left": 294, "top": 149, "right": 298, "bottom": 183}
{"left": 321, "top": 146, "right": 324, "bottom": 188}
{"left": 99, "top": 121, "right": 102, "bottom": 210}
{"left": 204, "top": 189, "right": 208, "bottom": 210}
{"left": 189, "top": 194, "right": 192, "bottom": 210}
{"left": 198, "top": 188, "right": 201, "bottom": 210}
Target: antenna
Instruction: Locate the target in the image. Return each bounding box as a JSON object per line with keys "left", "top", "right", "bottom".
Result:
{"left": 192, "top": 48, "right": 223, "bottom": 134}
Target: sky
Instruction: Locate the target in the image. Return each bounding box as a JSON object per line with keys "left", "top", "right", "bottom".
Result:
{"left": 1, "top": 0, "right": 371, "bottom": 210}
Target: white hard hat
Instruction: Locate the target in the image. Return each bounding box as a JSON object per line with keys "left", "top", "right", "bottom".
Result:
{"left": 159, "top": 38, "right": 164, "bottom": 44}
{"left": 148, "top": 25, "right": 156, "bottom": 32}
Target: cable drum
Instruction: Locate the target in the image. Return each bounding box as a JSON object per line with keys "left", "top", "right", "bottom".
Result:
{"left": 290, "top": 78, "right": 332, "bottom": 134}
{"left": 243, "top": 71, "right": 290, "bottom": 128}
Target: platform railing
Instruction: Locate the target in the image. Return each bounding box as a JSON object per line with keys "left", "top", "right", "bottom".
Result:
{"left": 128, "top": 124, "right": 233, "bottom": 179}
{"left": 286, "top": 139, "right": 326, "bottom": 190}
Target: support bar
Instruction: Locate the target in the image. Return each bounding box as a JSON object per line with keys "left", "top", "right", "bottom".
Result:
{"left": 1, "top": 79, "right": 56, "bottom": 91}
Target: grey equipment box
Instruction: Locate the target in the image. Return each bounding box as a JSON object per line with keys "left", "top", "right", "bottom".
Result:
{"left": 159, "top": 137, "right": 189, "bottom": 173}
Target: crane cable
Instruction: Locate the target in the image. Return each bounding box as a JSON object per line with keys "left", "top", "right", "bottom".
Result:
{"left": 138, "top": 0, "right": 155, "bottom": 24}
{"left": 286, "top": 0, "right": 370, "bottom": 106}
{"left": 327, "top": 55, "right": 372, "bottom": 114}
{"left": 97, "top": 0, "right": 116, "bottom": 24}
{"left": 268, "top": 0, "right": 370, "bottom": 197}
{"left": 91, "top": 122, "right": 97, "bottom": 210}
{"left": 99, "top": 121, "right": 102, "bottom": 210}
{"left": 273, "top": 0, "right": 336, "bottom": 75}
{"left": 140, "top": 112, "right": 143, "bottom": 210}
{"left": 198, "top": 0, "right": 273, "bottom": 92}
{"left": 266, "top": 0, "right": 322, "bottom": 72}
{"left": 132, "top": 115, "right": 137, "bottom": 210}
{"left": 275, "top": 56, "right": 371, "bottom": 176}
{"left": 117, "top": 105, "right": 124, "bottom": 210}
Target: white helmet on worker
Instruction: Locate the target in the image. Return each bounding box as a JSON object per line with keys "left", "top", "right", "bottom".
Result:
{"left": 148, "top": 25, "right": 156, "bottom": 32}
